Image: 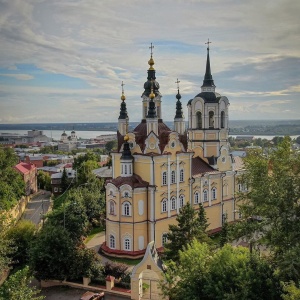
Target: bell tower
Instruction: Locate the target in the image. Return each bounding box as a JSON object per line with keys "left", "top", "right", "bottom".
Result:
{"left": 187, "top": 40, "right": 230, "bottom": 167}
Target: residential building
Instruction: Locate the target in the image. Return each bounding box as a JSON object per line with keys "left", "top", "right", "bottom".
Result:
{"left": 14, "top": 162, "right": 38, "bottom": 195}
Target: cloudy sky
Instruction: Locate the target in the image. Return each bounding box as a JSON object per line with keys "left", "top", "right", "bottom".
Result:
{"left": 0, "top": 0, "right": 299, "bottom": 123}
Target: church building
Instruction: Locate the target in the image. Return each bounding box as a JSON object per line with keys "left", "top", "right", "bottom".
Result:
{"left": 102, "top": 42, "right": 244, "bottom": 258}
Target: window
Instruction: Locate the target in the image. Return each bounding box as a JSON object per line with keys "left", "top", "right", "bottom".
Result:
{"left": 109, "top": 201, "right": 115, "bottom": 215}
{"left": 180, "top": 169, "right": 184, "bottom": 182}
{"left": 162, "top": 199, "right": 167, "bottom": 212}
{"left": 211, "top": 187, "right": 217, "bottom": 200}
{"left": 54, "top": 187, "right": 58, "bottom": 192}
{"left": 124, "top": 237, "right": 131, "bottom": 251}
{"left": 209, "top": 111, "right": 214, "bottom": 128}
{"left": 122, "top": 201, "right": 131, "bottom": 216}
{"left": 171, "top": 197, "right": 176, "bottom": 210}
{"left": 124, "top": 165, "right": 127, "bottom": 174}
{"left": 203, "top": 189, "right": 208, "bottom": 202}
{"left": 109, "top": 235, "right": 115, "bottom": 249}
{"left": 179, "top": 195, "right": 184, "bottom": 208}
{"left": 221, "top": 111, "right": 225, "bottom": 128}
{"left": 162, "top": 234, "right": 168, "bottom": 246}
{"left": 194, "top": 191, "right": 200, "bottom": 204}
{"left": 124, "top": 191, "right": 129, "bottom": 198}
{"left": 162, "top": 171, "right": 167, "bottom": 185}
{"left": 238, "top": 183, "right": 242, "bottom": 192}
{"left": 196, "top": 111, "right": 202, "bottom": 129}
{"left": 171, "top": 170, "right": 176, "bottom": 184}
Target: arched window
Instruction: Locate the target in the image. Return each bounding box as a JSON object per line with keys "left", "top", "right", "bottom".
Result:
{"left": 122, "top": 201, "right": 131, "bottom": 216}
{"left": 171, "top": 197, "right": 176, "bottom": 210}
{"left": 162, "top": 171, "right": 167, "bottom": 185}
{"left": 124, "top": 165, "right": 127, "bottom": 174}
{"left": 109, "top": 201, "right": 115, "bottom": 215}
{"left": 203, "top": 189, "right": 208, "bottom": 202}
{"left": 171, "top": 170, "right": 176, "bottom": 184}
{"left": 211, "top": 187, "right": 217, "bottom": 200}
{"left": 180, "top": 169, "right": 184, "bottom": 182}
{"left": 179, "top": 195, "right": 184, "bottom": 208}
{"left": 194, "top": 191, "right": 200, "bottom": 204}
{"left": 196, "top": 111, "right": 202, "bottom": 129}
{"left": 162, "top": 233, "right": 168, "bottom": 246}
{"left": 162, "top": 199, "right": 167, "bottom": 212}
{"left": 209, "top": 111, "right": 214, "bottom": 128}
{"left": 221, "top": 111, "right": 225, "bottom": 128}
{"left": 109, "top": 234, "right": 115, "bottom": 249}
{"left": 124, "top": 237, "right": 131, "bottom": 251}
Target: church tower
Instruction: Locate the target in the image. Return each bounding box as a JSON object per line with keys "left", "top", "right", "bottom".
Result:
{"left": 187, "top": 40, "right": 230, "bottom": 169}
{"left": 174, "top": 79, "right": 185, "bottom": 135}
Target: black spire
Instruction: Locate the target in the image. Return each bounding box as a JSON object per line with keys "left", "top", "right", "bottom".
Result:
{"left": 175, "top": 79, "right": 183, "bottom": 119}
{"left": 118, "top": 81, "right": 128, "bottom": 119}
{"left": 121, "top": 139, "right": 133, "bottom": 159}
{"left": 146, "top": 81, "right": 157, "bottom": 118}
{"left": 201, "top": 39, "right": 215, "bottom": 88}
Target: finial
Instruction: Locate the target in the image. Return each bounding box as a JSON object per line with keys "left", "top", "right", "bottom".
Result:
{"left": 121, "top": 81, "right": 126, "bottom": 101}
{"left": 149, "top": 79, "right": 155, "bottom": 99}
{"left": 175, "top": 78, "right": 181, "bottom": 100}
{"left": 148, "top": 43, "right": 155, "bottom": 70}
{"left": 205, "top": 38, "right": 212, "bottom": 50}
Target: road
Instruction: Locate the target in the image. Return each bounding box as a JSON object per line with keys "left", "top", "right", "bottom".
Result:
{"left": 22, "top": 191, "right": 52, "bottom": 225}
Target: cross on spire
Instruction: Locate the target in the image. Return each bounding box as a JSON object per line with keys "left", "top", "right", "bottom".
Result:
{"left": 121, "top": 81, "right": 125, "bottom": 93}
{"left": 149, "top": 43, "right": 154, "bottom": 57}
{"left": 205, "top": 38, "right": 212, "bottom": 50}
{"left": 175, "top": 78, "right": 180, "bottom": 91}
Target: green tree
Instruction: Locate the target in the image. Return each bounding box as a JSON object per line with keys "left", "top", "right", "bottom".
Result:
{"left": 161, "top": 240, "right": 281, "bottom": 300}
{"left": 77, "top": 160, "right": 99, "bottom": 185}
{"left": 73, "top": 151, "right": 99, "bottom": 170}
{"left": 105, "top": 140, "right": 117, "bottom": 153}
{"left": 164, "top": 203, "right": 210, "bottom": 262}
{"left": 7, "top": 220, "right": 36, "bottom": 266}
{"left": 236, "top": 137, "right": 300, "bottom": 282}
{"left": 296, "top": 136, "right": 300, "bottom": 144}
{"left": 60, "top": 167, "right": 69, "bottom": 192}
{"left": 198, "top": 203, "right": 209, "bottom": 232}
{"left": 282, "top": 281, "right": 300, "bottom": 300}
{"left": 0, "top": 266, "right": 44, "bottom": 300}
{"left": 0, "top": 214, "right": 15, "bottom": 273}
{"left": 0, "top": 146, "right": 25, "bottom": 210}
{"left": 37, "top": 170, "right": 51, "bottom": 191}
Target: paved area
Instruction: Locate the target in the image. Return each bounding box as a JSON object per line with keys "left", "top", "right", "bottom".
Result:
{"left": 22, "top": 190, "right": 51, "bottom": 225}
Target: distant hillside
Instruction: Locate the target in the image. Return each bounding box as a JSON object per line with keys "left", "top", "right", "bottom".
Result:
{"left": 0, "top": 120, "right": 300, "bottom": 136}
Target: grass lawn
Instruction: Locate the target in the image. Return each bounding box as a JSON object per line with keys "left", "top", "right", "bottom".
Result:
{"left": 53, "top": 192, "right": 69, "bottom": 210}
{"left": 84, "top": 226, "right": 104, "bottom": 244}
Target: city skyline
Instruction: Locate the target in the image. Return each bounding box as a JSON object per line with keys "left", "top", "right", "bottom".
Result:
{"left": 0, "top": 0, "right": 299, "bottom": 124}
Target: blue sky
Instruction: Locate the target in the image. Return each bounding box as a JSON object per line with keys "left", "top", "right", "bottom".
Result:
{"left": 0, "top": 0, "right": 299, "bottom": 123}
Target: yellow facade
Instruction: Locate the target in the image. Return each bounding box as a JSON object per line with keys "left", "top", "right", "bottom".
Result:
{"left": 103, "top": 46, "right": 244, "bottom": 258}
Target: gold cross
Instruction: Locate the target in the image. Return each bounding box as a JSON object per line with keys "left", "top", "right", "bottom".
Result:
{"left": 149, "top": 43, "right": 154, "bottom": 57}
{"left": 205, "top": 38, "right": 212, "bottom": 49}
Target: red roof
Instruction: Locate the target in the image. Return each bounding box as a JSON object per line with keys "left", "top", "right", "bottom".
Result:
{"left": 107, "top": 174, "right": 148, "bottom": 188}
{"left": 192, "top": 156, "right": 216, "bottom": 176}
{"left": 14, "top": 162, "right": 36, "bottom": 174}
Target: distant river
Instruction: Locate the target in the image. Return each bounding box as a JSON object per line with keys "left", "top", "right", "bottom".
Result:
{"left": 0, "top": 130, "right": 298, "bottom": 142}
{"left": 0, "top": 130, "right": 116, "bottom": 141}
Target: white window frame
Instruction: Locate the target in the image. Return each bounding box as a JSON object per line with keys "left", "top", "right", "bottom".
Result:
{"left": 162, "top": 199, "right": 167, "bottom": 212}
{"left": 203, "top": 189, "right": 208, "bottom": 202}
{"left": 122, "top": 201, "right": 131, "bottom": 216}
{"left": 211, "top": 187, "right": 217, "bottom": 200}
{"left": 109, "top": 234, "right": 115, "bottom": 249}
{"left": 171, "top": 170, "right": 176, "bottom": 184}
{"left": 171, "top": 197, "right": 176, "bottom": 210}
{"left": 180, "top": 169, "right": 184, "bottom": 182}
{"left": 179, "top": 195, "right": 184, "bottom": 208}
{"left": 162, "top": 171, "right": 167, "bottom": 185}
{"left": 194, "top": 191, "right": 200, "bottom": 204}
{"left": 124, "top": 237, "right": 131, "bottom": 251}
